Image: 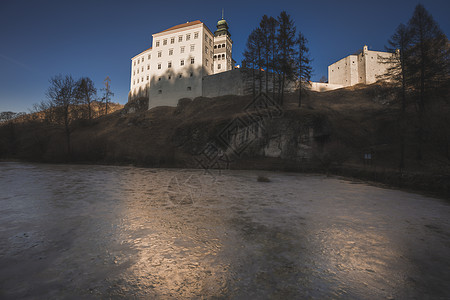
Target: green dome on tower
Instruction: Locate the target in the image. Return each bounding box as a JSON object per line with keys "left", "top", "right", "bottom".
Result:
{"left": 214, "top": 18, "right": 231, "bottom": 37}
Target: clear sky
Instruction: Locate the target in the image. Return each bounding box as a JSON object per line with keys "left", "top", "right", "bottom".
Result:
{"left": 1, "top": 0, "right": 449, "bottom": 113}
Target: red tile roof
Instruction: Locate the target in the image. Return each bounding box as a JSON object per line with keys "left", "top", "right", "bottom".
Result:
{"left": 159, "top": 20, "right": 202, "bottom": 33}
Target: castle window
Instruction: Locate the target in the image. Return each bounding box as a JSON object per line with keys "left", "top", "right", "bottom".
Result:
{"left": 142, "top": 67, "right": 144, "bottom": 72}
{"left": 147, "top": 64, "right": 150, "bottom": 70}
{"left": 133, "top": 80, "right": 135, "bottom": 85}
{"left": 141, "top": 77, "right": 143, "bottom": 82}
{"left": 168, "top": 61, "right": 172, "bottom": 68}
{"left": 186, "top": 33, "right": 191, "bottom": 40}
{"left": 147, "top": 75, "right": 149, "bottom": 80}
{"left": 222, "top": 43, "right": 225, "bottom": 48}
{"left": 148, "top": 54, "right": 151, "bottom": 59}
{"left": 191, "top": 58, "right": 195, "bottom": 64}
{"left": 158, "top": 51, "right": 162, "bottom": 58}
{"left": 218, "top": 44, "right": 221, "bottom": 48}
{"left": 156, "top": 41, "right": 160, "bottom": 47}
{"left": 163, "top": 39, "right": 167, "bottom": 45}
{"left": 133, "top": 71, "right": 135, "bottom": 75}
{"left": 218, "top": 56, "right": 221, "bottom": 60}
{"left": 214, "top": 45, "right": 217, "bottom": 49}
{"left": 141, "top": 57, "right": 144, "bottom": 62}
{"left": 170, "top": 37, "right": 175, "bottom": 44}
{"left": 180, "top": 46, "right": 185, "bottom": 53}
{"left": 169, "top": 49, "right": 173, "bottom": 55}
{"left": 158, "top": 90, "right": 162, "bottom": 94}
{"left": 158, "top": 63, "right": 161, "bottom": 69}
{"left": 137, "top": 69, "right": 139, "bottom": 74}
{"left": 222, "top": 54, "right": 225, "bottom": 58}
{"left": 180, "top": 59, "right": 184, "bottom": 66}
{"left": 134, "top": 61, "right": 136, "bottom": 66}
{"left": 194, "top": 32, "right": 199, "bottom": 39}
{"left": 214, "top": 55, "right": 217, "bottom": 59}
{"left": 179, "top": 74, "right": 182, "bottom": 78}
{"left": 137, "top": 78, "right": 139, "bottom": 83}
{"left": 190, "top": 44, "right": 195, "bottom": 52}
{"left": 205, "top": 34, "right": 208, "bottom": 41}
{"left": 218, "top": 64, "right": 221, "bottom": 69}
{"left": 209, "top": 38, "right": 212, "bottom": 46}
{"left": 187, "top": 86, "right": 191, "bottom": 91}
{"left": 205, "top": 46, "right": 208, "bottom": 54}
{"left": 178, "top": 36, "right": 183, "bottom": 42}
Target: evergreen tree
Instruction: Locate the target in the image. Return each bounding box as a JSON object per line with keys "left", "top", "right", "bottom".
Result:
{"left": 276, "top": 11, "right": 297, "bottom": 105}
{"left": 296, "top": 32, "right": 312, "bottom": 107}
{"left": 384, "top": 23, "right": 412, "bottom": 171}
{"left": 259, "top": 15, "right": 278, "bottom": 95}
{"left": 408, "top": 4, "right": 449, "bottom": 160}
{"left": 243, "top": 29, "right": 260, "bottom": 96}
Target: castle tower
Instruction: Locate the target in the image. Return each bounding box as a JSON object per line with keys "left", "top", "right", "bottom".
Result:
{"left": 213, "top": 12, "right": 234, "bottom": 74}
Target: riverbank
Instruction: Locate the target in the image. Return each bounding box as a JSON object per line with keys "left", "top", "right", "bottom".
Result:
{"left": 1, "top": 84, "right": 449, "bottom": 198}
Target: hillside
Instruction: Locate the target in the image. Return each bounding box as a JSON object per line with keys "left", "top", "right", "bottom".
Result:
{"left": 1, "top": 84, "right": 449, "bottom": 197}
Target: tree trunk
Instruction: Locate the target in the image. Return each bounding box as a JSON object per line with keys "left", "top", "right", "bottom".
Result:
{"left": 298, "top": 82, "right": 302, "bottom": 107}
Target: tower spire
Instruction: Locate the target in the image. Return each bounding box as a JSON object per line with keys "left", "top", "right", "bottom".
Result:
{"left": 221, "top": 8, "right": 224, "bottom": 20}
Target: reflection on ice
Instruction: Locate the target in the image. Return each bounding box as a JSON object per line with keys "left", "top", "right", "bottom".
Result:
{"left": 0, "top": 162, "right": 449, "bottom": 299}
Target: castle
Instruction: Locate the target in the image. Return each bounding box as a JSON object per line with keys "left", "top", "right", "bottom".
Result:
{"left": 129, "top": 18, "right": 395, "bottom": 108}
{"left": 129, "top": 17, "right": 235, "bottom": 109}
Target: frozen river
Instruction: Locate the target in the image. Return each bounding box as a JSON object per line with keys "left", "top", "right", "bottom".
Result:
{"left": 0, "top": 162, "right": 449, "bottom": 299}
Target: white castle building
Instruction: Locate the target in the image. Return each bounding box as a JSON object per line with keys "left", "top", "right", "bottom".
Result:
{"left": 129, "top": 19, "right": 396, "bottom": 107}
{"left": 129, "top": 18, "right": 235, "bottom": 109}
{"left": 328, "top": 45, "right": 394, "bottom": 87}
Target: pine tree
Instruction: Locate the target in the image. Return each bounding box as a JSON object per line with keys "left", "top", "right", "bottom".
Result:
{"left": 276, "top": 11, "right": 297, "bottom": 105}
{"left": 296, "top": 32, "right": 312, "bottom": 107}
{"left": 408, "top": 4, "right": 449, "bottom": 160}
{"left": 384, "top": 23, "right": 412, "bottom": 171}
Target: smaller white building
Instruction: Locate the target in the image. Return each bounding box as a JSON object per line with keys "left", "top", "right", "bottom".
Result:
{"left": 328, "top": 45, "right": 394, "bottom": 87}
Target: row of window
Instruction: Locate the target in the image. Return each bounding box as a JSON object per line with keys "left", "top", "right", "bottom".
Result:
{"left": 155, "top": 33, "right": 214, "bottom": 47}
{"left": 133, "top": 75, "right": 150, "bottom": 85}
{"left": 157, "top": 44, "right": 196, "bottom": 57}
{"left": 214, "top": 43, "right": 227, "bottom": 49}
{"left": 157, "top": 57, "right": 196, "bottom": 70}
{"left": 134, "top": 54, "right": 151, "bottom": 66}
{"left": 155, "top": 32, "right": 200, "bottom": 47}
{"left": 214, "top": 54, "right": 226, "bottom": 60}
{"left": 133, "top": 64, "right": 150, "bottom": 75}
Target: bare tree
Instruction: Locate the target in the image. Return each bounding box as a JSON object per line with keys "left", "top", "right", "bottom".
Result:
{"left": 76, "top": 77, "right": 97, "bottom": 119}
{"left": 102, "top": 76, "right": 114, "bottom": 115}
{"left": 45, "top": 74, "right": 80, "bottom": 159}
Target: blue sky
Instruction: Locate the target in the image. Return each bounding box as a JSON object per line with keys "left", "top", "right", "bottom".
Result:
{"left": 0, "top": 0, "right": 449, "bottom": 112}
